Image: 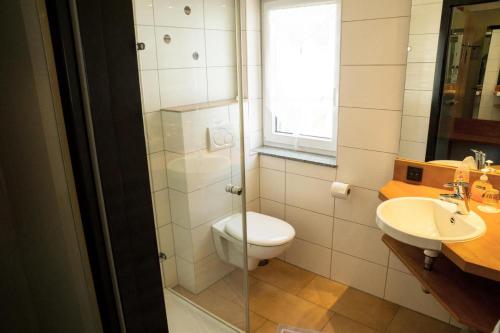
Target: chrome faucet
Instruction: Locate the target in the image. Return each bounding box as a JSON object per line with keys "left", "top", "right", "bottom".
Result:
{"left": 471, "top": 149, "right": 486, "bottom": 169}
{"left": 439, "top": 181, "right": 470, "bottom": 215}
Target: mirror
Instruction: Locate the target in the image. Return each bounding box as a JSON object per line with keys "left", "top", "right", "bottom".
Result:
{"left": 399, "top": 0, "right": 500, "bottom": 169}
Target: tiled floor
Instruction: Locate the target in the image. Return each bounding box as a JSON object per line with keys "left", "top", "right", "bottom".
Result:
{"left": 173, "top": 259, "right": 459, "bottom": 333}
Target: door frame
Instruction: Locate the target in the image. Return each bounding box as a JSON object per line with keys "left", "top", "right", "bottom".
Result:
{"left": 45, "top": 0, "right": 168, "bottom": 331}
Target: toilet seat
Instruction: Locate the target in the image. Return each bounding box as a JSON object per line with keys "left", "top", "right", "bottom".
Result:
{"left": 224, "top": 212, "right": 295, "bottom": 247}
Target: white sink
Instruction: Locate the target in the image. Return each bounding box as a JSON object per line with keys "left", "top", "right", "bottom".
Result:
{"left": 376, "top": 197, "right": 486, "bottom": 252}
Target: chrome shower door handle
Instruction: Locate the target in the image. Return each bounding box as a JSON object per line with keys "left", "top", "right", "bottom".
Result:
{"left": 225, "top": 184, "right": 243, "bottom": 195}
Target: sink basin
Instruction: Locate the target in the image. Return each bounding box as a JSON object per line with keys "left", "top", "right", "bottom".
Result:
{"left": 376, "top": 197, "right": 486, "bottom": 252}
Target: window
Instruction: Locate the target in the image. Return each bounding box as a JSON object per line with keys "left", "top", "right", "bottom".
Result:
{"left": 262, "top": 0, "right": 340, "bottom": 154}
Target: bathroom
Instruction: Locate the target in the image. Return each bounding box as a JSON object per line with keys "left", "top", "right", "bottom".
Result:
{"left": 1, "top": 0, "right": 499, "bottom": 332}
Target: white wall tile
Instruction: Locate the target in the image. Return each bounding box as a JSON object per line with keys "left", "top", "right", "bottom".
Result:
{"left": 340, "top": 66, "right": 406, "bottom": 110}
{"left": 399, "top": 140, "right": 427, "bottom": 160}
{"left": 260, "top": 155, "right": 285, "bottom": 171}
{"left": 206, "top": 30, "right": 236, "bottom": 67}
{"left": 286, "top": 239, "right": 331, "bottom": 278}
{"left": 248, "top": 99, "right": 263, "bottom": 131}
{"left": 285, "top": 205, "right": 333, "bottom": 248}
{"left": 341, "top": 17, "right": 410, "bottom": 65}
{"left": 183, "top": 106, "right": 230, "bottom": 153}
{"left": 336, "top": 146, "right": 395, "bottom": 190}
{"left": 249, "top": 130, "right": 262, "bottom": 149}
{"left": 136, "top": 25, "right": 157, "bottom": 70}
{"left": 187, "top": 180, "right": 232, "bottom": 228}
{"left": 156, "top": 27, "right": 206, "bottom": 69}
{"left": 231, "top": 168, "right": 260, "bottom": 211}
{"left": 153, "top": 0, "right": 204, "bottom": 28}
{"left": 342, "top": 0, "right": 411, "bottom": 21}
{"left": 245, "top": 168, "right": 260, "bottom": 202}
{"left": 159, "top": 223, "right": 175, "bottom": 257}
{"left": 260, "top": 198, "right": 285, "bottom": 219}
{"left": 405, "top": 63, "right": 436, "bottom": 91}
{"left": 149, "top": 151, "right": 168, "bottom": 191}
{"left": 409, "top": 3, "right": 443, "bottom": 34}
{"left": 154, "top": 188, "right": 172, "bottom": 227}
{"left": 385, "top": 269, "right": 451, "bottom": 322}
{"left": 170, "top": 180, "right": 232, "bottom": 229}
{"left": 334, "top": 187, "right": 381, "bottom": 228}
{"left": 407, "top": 34, "right": 439, "bottom": 63}
{"left": 247, "top": 198, "right": 260, "bottom": 212}
{"left": 260, "top": 168, "right": 285, "bottom": 203}
{"left": 338, "top": 107, "right": 401, "bottom": 153}
{"left": 145, "top": 111, "right": 165, "bottom": 153}
{"left": 285, "top": 173, "right": 334, "bottom": 216}
{"left": 173, "top": 223, "right": 194, "bottom": 261}
{"left": 193, "top": 253, "right": 235, "bottom": 292}
{"left": 285, "top": 160, "right": 336, "bottom": 181}
{"left": 229, "top": 101, "right": 250, "bottom": 137}
{"left": 176, "top": 257, "right": 196, "bottom": 291}
{"left": 204, "top": 0, "right": 235, "bottom": 30}
{"left": 166, "top": 149, "right": 231, "bottom": 193}
{"left": 162, "top": 256, "right": 178, "bottom": 287}
{"left": 246, "top": 31, "right": 261, "bottom": 66}
{"left": 139, "top": 70, "right": 161, "bottom": 113}
{"left": 207, "top": 67, "right": 237, "bottom": 101}
{"left": 400, "top": 116, "right": 430, "bottom": 143}
{"left": 388, "top": 252, "right": 411, "bottom": 274}
{"left": 333, "top": 219, "right": 388, "bottom": 265}
{"left": 403, "top": 90, "right": 432, "bottom": 117}
{"left": 247, "top": 66, "right": 262, "bottom": 99}
{"left": 164, "top": 106, "right": 229, "bottom": 154}
{"left": 245, "top": 0, "right": 261, "bottom": 31}
{"left": 133, "top": 0, "right": 154, "bottom": 25}
{"left": 331, "top": 251, "right": 387, "bottom": 298}
{"left": 191, "top": 217, "right": 225, "bottom": 262}
{"left": 159, "top": 68, "right": 207, "bottom": 107}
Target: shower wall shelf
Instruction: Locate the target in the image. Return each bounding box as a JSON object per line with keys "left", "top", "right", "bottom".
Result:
{"left": 161, "top": 98, "right": 242, "bottom": 113}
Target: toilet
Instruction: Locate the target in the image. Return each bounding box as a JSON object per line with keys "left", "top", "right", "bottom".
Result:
{"left": 212, "top": 212, "right": 295, "bottom": 270}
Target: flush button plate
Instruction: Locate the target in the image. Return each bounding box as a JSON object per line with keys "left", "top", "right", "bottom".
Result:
{"left": 208, "top": 123, "right": 235, "bottom": 151}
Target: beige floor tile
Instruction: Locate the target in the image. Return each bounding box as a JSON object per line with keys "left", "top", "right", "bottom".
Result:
{"left": 250, "top": 259, "right": 316, "bottom": 294}
{"left": 332, "top": 288, "right": 399, "bottom": 332}
{"left": 255, "top": 320, "right": 278, "bottom": 333}
{"left": 386, "top": 308, "right": 459, "bottom": 333}
{"left": 298, "top": 276, "right": 349, "bottom": 310}
{"left": 321, "top": 313, "right": 378, "bottom": 333}
{"left": 249, "top": 281, "right": 333, "bottom": 330}
{"left": 173, "top": 285, "right": 247, "bottom": 330}
{"left": 250, "top": 311, "right": 268, "bottom": 332}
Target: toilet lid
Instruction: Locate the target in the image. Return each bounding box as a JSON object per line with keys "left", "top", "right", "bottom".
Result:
{"left": 225, "top": 212, "right": 295, "bottom": 246}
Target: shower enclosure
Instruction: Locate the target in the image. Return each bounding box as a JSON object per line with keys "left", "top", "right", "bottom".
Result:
{"left": 2, "top": 0, "right": 253, "bottom": 330}
{"left": 133, "top": 0, "right": 252, "bottom": 331}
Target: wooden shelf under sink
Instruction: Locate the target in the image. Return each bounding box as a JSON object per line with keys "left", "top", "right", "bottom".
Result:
{"left": 383, "top": 235, "right": 500, "bottom": 333}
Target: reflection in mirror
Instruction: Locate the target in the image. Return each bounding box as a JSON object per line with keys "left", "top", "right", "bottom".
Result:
{"left": 442, "top": 5, "right": 500, "bottom": 121}
{"left": 399, "top": 0, "right": 500, "bottom": 170}
{"left": 434, "top": 1, "right": 500, "bottom": 166}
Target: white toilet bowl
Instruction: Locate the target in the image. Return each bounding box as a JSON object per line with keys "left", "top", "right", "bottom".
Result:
{"left": 212, "top": 212, "right": 295, "bottom": 270}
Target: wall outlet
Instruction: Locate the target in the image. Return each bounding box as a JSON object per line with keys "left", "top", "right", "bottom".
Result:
{"left": 406, "top": 166, "right": 423, "bottom": 182}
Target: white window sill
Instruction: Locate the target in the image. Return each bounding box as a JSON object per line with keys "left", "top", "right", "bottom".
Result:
{"left": 252, "top": 146, "right": 337, "bottom": 168}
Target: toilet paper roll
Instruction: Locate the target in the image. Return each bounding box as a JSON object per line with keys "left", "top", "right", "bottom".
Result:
{"left": 331, "top": 182, "right": 351, "bottom": 199}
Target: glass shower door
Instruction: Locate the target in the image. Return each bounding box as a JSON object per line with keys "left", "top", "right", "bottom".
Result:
{"left": 132, "top": 0, "right": 249, "bottom": 331}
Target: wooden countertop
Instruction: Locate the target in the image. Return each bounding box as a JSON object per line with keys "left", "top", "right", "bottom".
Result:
{"left": 379, "top": 180, "right": 500, "bottom": 282}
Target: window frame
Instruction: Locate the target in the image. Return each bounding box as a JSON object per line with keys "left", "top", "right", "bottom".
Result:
{"left": 262, "top": 0, "right": 341, "bottom": 155}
